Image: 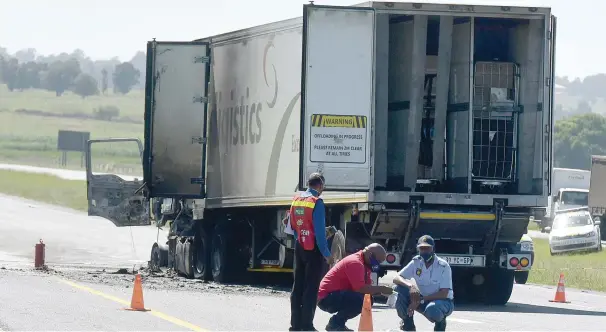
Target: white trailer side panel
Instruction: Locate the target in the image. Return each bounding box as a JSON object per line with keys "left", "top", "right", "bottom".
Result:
{"left": 205, "top": 24, "right": 304, "bottom": 203}
{"left": 589, "top": 156, "right": 606, "bottom": 215}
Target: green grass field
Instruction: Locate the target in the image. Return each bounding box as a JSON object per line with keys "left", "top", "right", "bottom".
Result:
{"left": 0, "top": 84, "right": 144, "bottom": 119}
{"left": 529, "top": 237, "right": 606, "bottom": 292}
{"left": 527, "top": 221, "right": 540, "bottom": 231}
{"left": 0, "top": 170, "right": 87, "bottom": 211}
{"left": 0, "top": 85, "right": 143, "bottom": 173}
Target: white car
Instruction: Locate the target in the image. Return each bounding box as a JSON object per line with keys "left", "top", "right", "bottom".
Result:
{"left": 547, "top": 208, "right": 602, "bottom": 255}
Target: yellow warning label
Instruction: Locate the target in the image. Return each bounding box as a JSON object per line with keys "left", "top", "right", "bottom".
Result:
{"left": 311, "top": 114, "right": 367, "bottom": 128}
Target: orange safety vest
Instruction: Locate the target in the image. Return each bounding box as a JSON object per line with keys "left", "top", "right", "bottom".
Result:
{"left": 289, "top": 193, "right": 319, "bottom": 251}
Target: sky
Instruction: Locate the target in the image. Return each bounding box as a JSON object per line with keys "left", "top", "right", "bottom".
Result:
{"left": 0, "top": 0, "right": 599, "bottom": 78}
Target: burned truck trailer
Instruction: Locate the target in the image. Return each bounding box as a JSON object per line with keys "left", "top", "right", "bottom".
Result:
{"left": 86, "top": 2, "right": 556, "bottom": 305}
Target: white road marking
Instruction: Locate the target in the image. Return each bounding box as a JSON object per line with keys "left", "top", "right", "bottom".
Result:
{"left": 448, "top": 317, "right": 483, "bottom": 324}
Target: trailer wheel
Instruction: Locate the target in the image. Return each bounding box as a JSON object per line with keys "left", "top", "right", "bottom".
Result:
{"left": 150, "top": 242, "right": 168, "bottom": 271}
{"left": 514, "top": 271, "right": 529, "bottom": 284}
{"left": 193, "top": 224, "right": 212, "bottom": 281}
{"left": 484, "top": 268, "right": 514, "bottom": 305}
{"left": 211, "top": 224, "right": 234, "bottom": 283}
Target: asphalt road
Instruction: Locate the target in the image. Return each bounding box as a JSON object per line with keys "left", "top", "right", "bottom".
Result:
{"left": 2, "top": 265, "right": 606, "bottom": 331}
{"left": 0, "top": 193, "right": 163, "bottom": 269}
{"left": 1, "top": 163, "right": 606, "bottom": 330}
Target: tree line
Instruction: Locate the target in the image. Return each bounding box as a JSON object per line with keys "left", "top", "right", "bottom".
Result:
{"left": 0, "top": 55, "right": 140, "bottom": 98}
{"left": 554, "top": 113, "right": 606, "bottom": 170}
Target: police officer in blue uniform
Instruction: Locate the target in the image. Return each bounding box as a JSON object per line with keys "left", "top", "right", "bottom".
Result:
{"left": 393, "top": 235, "right": 454, "bottom": 331}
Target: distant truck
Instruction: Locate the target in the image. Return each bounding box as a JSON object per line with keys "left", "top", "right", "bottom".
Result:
{"left": 535, "top": 167, "right": 590, "bottom": 231}
{"left": 85, "top": 2, "right": 556, "bottom": 306}
{"left": 589, "top": 156, "right": 606, "bottom": 239}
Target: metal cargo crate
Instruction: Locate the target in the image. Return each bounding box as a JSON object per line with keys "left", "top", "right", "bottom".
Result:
{"left": 471, "top": 61, "right": 520, "bottom": 187}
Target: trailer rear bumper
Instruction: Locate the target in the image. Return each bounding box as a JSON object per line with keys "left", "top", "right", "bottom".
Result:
{"left": 380, "top": 251, "right": 532, "bottom": 270}
{"left": 370, "top": 191, "right": 547, "bottom": 207}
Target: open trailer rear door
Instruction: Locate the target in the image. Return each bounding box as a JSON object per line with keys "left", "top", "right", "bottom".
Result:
{"left": 299, "top": 5, "right": 375, "bottom": 192}
{"left": 144, "top": 40, "right": 211, "bottom": 198}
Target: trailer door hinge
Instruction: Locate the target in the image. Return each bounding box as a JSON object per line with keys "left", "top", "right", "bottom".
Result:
{"left": 193, "top": 56, "right": 210, "bottom": 63}
{"left": 193, "top": 96, "right": 208, "bottom": 103}
{"left": 545, "top": 77, "right": 551, "bottom": 87}
{"left": 191, "top": 136, "right": 207, "bottom": 144}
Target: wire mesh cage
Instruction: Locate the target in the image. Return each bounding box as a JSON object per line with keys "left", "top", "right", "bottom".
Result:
{"left": 471, "top": 61, "right": 520, "bottom": 185}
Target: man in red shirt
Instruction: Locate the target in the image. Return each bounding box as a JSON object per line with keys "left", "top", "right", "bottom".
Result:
{"left": 317, "top": 243, "right": 394, "bottom": 331}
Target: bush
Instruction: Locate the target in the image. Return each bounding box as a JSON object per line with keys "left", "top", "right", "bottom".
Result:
{"left": 93, "top": 105, "right": 120, "bottom": 121}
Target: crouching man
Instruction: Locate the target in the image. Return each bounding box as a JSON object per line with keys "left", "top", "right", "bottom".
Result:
{"left": 317, "top": 243, "right": 394, "bottom": 331}
{"left": 393, "top": 235, "right": 454, "bottom": 331}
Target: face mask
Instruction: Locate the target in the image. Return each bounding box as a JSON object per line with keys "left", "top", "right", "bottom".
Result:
{"left": 420, "top": 252, "right": 434, "bottom": 262}
{"left": 369, "top": 255, "right": 381, "bottom": 272}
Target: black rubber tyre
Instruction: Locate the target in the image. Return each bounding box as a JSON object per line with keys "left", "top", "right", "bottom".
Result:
{"left": 211, "top": 224, "right": 234, "bottom": 283}
{"left": 193, "top": 224, "right": 212, "bottom": 281}
{"left": 514, "top": 271, "right": 529, "bottom": 284}
{"left": 150, "top": 242, "right": 168, "bottom": 270}
{"left": 484, "top": 269, "right": 515, "bottom": 305}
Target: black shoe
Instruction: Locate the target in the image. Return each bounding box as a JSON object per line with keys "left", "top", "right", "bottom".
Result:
{"left": 399, "top": 318, "right": 416, "bottom": 331}
{"left": 300, "top": 327, "right": 318, "bottom": 332}
{"left": 325, "top": 322, "right": 353, "bottom": 331}
{"left": 434, "top": 319, "right": 447, "bottom": 331}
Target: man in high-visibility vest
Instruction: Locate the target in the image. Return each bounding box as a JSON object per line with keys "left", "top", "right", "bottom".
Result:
{"left": 289, "top": 172, "right": 331, "bottom": 332}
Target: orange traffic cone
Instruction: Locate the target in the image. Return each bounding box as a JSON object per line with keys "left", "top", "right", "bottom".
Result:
{"left": 549, "top": 273, "right": 570, "bottom": 303}
{"left": 125, "top": 274, "right": 150, "bottom": 311}
{"left": 358, "top": 294, "right": 374, "bottom": 331}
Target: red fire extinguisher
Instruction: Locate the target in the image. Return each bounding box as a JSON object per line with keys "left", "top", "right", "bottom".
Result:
{"left": 35, "top": 239, "right": 45, "bottom": 269}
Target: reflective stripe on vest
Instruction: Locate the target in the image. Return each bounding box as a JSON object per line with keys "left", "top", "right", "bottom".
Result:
{"left": 289, "top": 193, "right": 319, "bottom": 251}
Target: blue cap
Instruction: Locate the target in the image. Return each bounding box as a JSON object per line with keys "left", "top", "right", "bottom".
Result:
{"left": 417, "top": 235, "right": 435, "bottom": 248}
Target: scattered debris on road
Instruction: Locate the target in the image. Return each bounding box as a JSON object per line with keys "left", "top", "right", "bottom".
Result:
{"left": 0, "top": 265, "right": 291, "bottom": 297}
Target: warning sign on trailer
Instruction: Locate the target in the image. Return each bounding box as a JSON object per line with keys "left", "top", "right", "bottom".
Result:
{"left": 309, "top": 114, "right": 367, "bottom": 164}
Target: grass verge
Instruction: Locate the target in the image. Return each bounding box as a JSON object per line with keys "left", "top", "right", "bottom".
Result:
{"left": 0, "top": 170, "right": 87, "bottom": 211}
{"left": 0, "top": 85, "right": 144, "bottom": 170}
{"left": 0, "top": 84, "right": 143, "bottom": 118}
{"left": 529, "top": 238, "right": 606, "bottom": 292}
{"left": 527, "top": 221, "right": 540, "bottom": 231}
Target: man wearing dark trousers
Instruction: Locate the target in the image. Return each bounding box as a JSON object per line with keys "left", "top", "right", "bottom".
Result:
{"left": 289, "top": 173, "right": 331, "bottom": 331}
{"left": 317, "top": 243, "right": 394, "bottom": 331}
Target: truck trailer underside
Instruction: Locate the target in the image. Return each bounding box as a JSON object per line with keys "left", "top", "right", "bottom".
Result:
{"left": 86, "top": 1, "right": 555, "bottom": 306}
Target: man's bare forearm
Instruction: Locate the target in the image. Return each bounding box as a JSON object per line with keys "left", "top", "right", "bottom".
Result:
{"left": 393, "top": 275, "right": 416, "bottom": 289}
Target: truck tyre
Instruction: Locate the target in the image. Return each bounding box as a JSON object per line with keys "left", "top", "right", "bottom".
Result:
{"left": 193, "top": 224, "right": 212, "bottom": 281}
{"left": 211, "top": 224, "right": 235, "bottom": 283}
{"left": 150, "top": 242, "right": 168, "bottom": 271}
{"left": 484, "top": 269, "right": 514, "bottom": 305}
{"left": 514, "top": 271, "right": 529, "bottom": 284}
